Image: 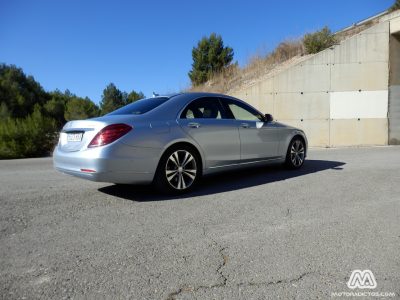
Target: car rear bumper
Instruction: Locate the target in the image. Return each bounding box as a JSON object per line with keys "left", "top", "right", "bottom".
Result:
{"left": 53, "top": 144, "right": 162, "bottom": 184}
{"left": 54, "top": 166, "right": 153, "bottom": 184}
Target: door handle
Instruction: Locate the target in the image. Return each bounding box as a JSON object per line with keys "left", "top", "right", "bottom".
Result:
{"left": 188, "top": 122, "right": 200, "bottom": 128}
{"left": 240, "top": 123, "right": 249, "bottom": 128}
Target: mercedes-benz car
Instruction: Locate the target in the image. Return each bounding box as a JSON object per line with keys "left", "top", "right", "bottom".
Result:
{"left": 53, "top": 92, "right": 307, "bottom": 194}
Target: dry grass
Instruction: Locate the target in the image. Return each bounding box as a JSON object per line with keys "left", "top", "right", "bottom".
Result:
{"left": 189, "top": 39, "right": 304, "bottom": 94}
{"left": 243, "top": 39, "right": 304, "bottom": 79}
{"left": 188, "top": 14, "right": 382, "bottom": 95}
{"left": 335, "top": 20, "right": 377, "bottom": 42}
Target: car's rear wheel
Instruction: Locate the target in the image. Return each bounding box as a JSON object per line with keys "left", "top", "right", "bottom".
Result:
{"left": 285, "top": 137, "right": 305, "bottom": 169}
{"left": 154, "top": 145, "right": 201, "bottom": 194}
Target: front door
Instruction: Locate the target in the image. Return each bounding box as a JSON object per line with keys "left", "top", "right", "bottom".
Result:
{"left": 178, "top": 97, "right": 241, "bottom": 168}
{"left": 220, "top": 98, "right": 279, "bottom": 160}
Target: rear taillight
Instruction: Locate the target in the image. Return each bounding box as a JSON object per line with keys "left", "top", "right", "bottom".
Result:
{"left": 88, "top": 124, "right": 132, "bottom": 148}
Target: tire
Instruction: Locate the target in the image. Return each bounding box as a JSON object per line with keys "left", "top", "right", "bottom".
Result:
{"left": 285, "top": 137, "right": 306, "bottom": 169}
{"left": 154, "top": 145, "right": 201, "bottom": 194}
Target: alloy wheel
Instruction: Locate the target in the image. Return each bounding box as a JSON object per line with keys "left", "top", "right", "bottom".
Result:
{"left": 290, "top": 140, "right": 305, "bottom": 167}
{"left": 165, "top": 150, "right": 197, "bottom": 190}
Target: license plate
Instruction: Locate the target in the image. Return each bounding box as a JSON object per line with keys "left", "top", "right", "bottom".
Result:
{"left": 67, "top": 133, "right": 83, "bottom": 142}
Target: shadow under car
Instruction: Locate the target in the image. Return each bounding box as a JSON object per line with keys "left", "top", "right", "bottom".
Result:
{"left": 98, "top": 159, "right": 345, "bottom": 202}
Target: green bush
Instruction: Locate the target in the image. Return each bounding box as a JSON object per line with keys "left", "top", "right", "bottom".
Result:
{"left": 0, "top": 106, "right": 57, "bottom": 159}
{"left": 303, "top": 26, "right": 336, "bottom": 54}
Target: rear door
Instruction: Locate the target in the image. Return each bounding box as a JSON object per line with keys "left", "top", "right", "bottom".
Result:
{"left": 178, "top": 97, "right": 240, "bottom": 168}
{"left": 220, "top": 98, "right": 280, "bottom": 160}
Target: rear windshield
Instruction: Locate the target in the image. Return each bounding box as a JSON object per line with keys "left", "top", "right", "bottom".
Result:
{"left": 107, "top": 97, "right": 169, "bottom": 115}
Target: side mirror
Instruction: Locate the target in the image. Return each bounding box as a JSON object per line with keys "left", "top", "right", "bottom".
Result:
{"left": 264, "top": 114, "right": 274, "bottom": 122}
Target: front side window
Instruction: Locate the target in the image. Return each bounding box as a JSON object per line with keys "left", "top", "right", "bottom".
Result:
{"left": 181, "top": 97, "right": 224, "bottom": 119}
{"left": 221, "top": 99, "right": 264, "bottom": 121}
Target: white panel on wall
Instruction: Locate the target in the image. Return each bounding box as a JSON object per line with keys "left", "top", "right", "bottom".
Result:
{"left": 330, "top": 90, "right": 388, "bottom": 119}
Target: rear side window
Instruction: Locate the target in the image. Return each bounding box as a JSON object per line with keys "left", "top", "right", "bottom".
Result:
{"left": 181, "top": 97, "right": 224, "bottom": 119}
{"left": 108, "top": 97, "right": 169, "bottom": 115}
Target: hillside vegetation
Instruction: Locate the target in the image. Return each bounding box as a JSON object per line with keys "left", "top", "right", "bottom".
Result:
{"left": 0, "top": 64, "right": 143, "bottom": 159}
{"left": 189, "top": 20, "right": 382, "bottom": 94}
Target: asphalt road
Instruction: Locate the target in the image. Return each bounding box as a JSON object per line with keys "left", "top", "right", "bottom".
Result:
{"left": 1, "top": 147, "right": 400, "bottom": 299}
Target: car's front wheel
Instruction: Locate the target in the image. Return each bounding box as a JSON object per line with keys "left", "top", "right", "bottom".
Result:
{"left": 154, "top": 146, "right": 201, "bottom": 194}
{"left": 285, "top": 137, "right": 306, "bottom": 169}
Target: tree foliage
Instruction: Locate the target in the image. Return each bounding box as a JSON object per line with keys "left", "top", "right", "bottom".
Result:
{"left": 0, "top": 64, "right": 145, "bottom": 159}
{"left": 64, "top": 97, "right": 99, "bottom": 121}
{"left": 189, "top": 33, "right": 234, "bottom": 86}
{"left": 99, "top": 83, "right": 144, "bottom": 115}
{"left": 126, "top": 90, "right": 145, "bottom": 104}
{"left": 389, "top": 0, "right": 400, "bottom": 11}
{"left": 0, "top": 105, "right": 57, "bottom": 158}
{"left": 0, "top": 64, "right": 102, "bottom": 158}
{"left": 44, "top": 90, "right": 70, "bottom": 127}
{"left": 303, "top": 26, "right": 336, "bottom": 54}
{"left": 99, "top": 83, "right": 125, "bottom": 115}
{"left": 0, "top": 64, "right": 48, "bottom": 118}
{"left": 0, "top": 101, "right": 11, "bottom": 119}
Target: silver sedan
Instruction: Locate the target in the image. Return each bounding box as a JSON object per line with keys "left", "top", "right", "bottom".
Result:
{"left": 53, "top": 93, "right": 307, "bottom": 194}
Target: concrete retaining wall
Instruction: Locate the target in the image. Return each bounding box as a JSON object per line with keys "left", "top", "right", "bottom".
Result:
{"left": 389, "top": 18, "right": 400, "bottom": 144}
{"left": 229, "top": 14, "right": 400, "bottom": 147}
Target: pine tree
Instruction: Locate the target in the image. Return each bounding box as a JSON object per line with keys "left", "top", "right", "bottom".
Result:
{"left": 188, "top": 33, "right": 234, "bottom": 86}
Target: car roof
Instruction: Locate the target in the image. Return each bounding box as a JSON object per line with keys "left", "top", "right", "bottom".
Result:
{"left": 164, "top": 92, "right": 230, "bottom": 99}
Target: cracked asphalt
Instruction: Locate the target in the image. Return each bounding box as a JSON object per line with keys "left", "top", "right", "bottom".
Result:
{"left": 1, "top": 146, "right": 400, "bottom": 299}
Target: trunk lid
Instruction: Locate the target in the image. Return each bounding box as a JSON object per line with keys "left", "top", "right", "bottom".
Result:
{"left": 59, "top": 115, "right": 136, "bottom": 152}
